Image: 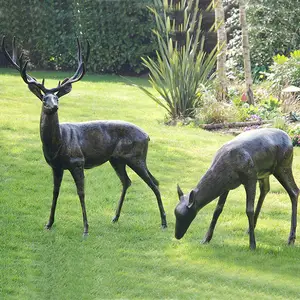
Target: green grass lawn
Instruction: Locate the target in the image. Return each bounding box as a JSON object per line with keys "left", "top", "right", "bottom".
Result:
{"left": 1, "top": 68, "right": 300, "bottom": 299}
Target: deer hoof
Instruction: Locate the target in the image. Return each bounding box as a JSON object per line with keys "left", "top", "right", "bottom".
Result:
{"left": 288, "top": 237, "right": 295, "bottom": 245}
{"left": 45, "top": 224, "right": 52, "bottom": 230}
{"left": 201, "top": 238, "right": 210, "bottom": 244}
{"left": 83, "top": 232, "right": 88, "bottom": 238}
{"left": 249, "top": 243, "right": 256, "bottom": 250}
{"left": 161, "top": 223, "right": 168, "bottom": 229}
{"left": 201, "top": 234, "right": 212, "bottom": 244}
{"left": 112, "top": 216, "right": 119, "bottom": 223}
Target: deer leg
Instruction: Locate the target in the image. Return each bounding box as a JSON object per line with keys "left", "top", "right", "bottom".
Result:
{"left": 109, "top": 158, "right": 131, "bottom": 223}
{"left": 202, "top": 191, "right": 229, "bottom": 244}
{"left": 246, "top": 177, "right": 270, "bottom": 233}
{"left": 254, "top": 177, "right": 270, "bottom": 228}
{"left": 70, "top": 166, "right": 89, "bottom": 236}
{"left": 274, "top": 167, "right": 299, "bottom": 245}
{"left": 244, "top": 180, "right": 257, "bottom": 250}
{"left": 127, "top": 162, "right": 167, "bottom": 229}
{"left": 45, "top": 167, "right": 64, "bottom": 230}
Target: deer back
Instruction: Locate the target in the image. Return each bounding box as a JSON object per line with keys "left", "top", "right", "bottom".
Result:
{"left": 52, "top": 120, "right": 149, "bottom": 170}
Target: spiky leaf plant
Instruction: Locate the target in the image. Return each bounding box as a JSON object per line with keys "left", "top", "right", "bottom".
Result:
{"left": 140, "top": 0, "right": 217, "bottom": 120}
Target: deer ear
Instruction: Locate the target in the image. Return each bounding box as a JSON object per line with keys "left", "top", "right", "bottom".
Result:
{"left": 28, "top": 83, "right": 43, "bottom": 101}
{"left": 177, "top": 184, "right": 184, "bottom": 199}
{"left": 187, "top": 190, "right": 195, "bottom": 208}
{"left": 56, "top": 78, "right": 72, "bottom": 98}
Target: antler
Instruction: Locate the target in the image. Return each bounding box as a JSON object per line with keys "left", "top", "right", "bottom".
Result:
{"left": 1, "top": 36, "right": 90, "bottom": 95}
{"left": 1, "top": 36, "right": 48, "bottom": 93}
{"left": 53, "top": 38, "right": 90, "bottom": 95}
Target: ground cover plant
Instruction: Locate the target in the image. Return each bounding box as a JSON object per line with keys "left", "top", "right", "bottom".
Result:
{"left": 1, "top": 69, "right": 300, "bottom": 299}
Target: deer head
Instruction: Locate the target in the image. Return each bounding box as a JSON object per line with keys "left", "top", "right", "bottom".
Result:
{"left": 174, "top": 185, "right": 197, "bottom": 239}
{"left": 1, "top": 37, "right": 90, "bottom": 114}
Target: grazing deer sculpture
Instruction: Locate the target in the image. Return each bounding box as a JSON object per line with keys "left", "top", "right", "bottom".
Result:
{"left": 175, "top": 128, "right": 299, "bottom": 249}
{"left": 2, "top": 37, "right": 167, "bottom": 235}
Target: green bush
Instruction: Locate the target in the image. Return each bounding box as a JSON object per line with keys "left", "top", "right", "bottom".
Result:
{"left": 257, "top": 96, "right": 282, "bottom": 119}
{"left": 78, "top": 0, "right": 157, "bottom": 74}
{"left": 0, "top": 0, "right": 156, "bottom": 74}
{"left": 198, "top": 100, "right": 238, "bottom": 124}
{"left": 272, "top": 116, "right": 289, "bottom": 132}
{"left": 289, "top": 125, "right": 300, "bottom": 147}
{"left": 232, "top": 95, "right": 282, "bottom": 122}
{"left": 225, "top": 0, "right": 300, "bottom": 79}
{"left": 268, "top": 50, "right": 300, "bottom": 97}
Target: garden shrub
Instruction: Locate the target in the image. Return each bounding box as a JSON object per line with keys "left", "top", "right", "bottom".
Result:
{"left": 272, "top": 116, "right": 289, "bottom": 132}
{"left": 198, "top": 100, "right": 238, "bottom": 124}
{"left": 225, "top": 0, "right": 300, "bottom": 80}
{"left": 268, "top": 50, "right": 300, "bottom": 97}
{"left": 232, "top": 95, "right": 282, "bottom": 122}
{"left": 247, "top": 1, "right": 300, "bottom": 68}
{"left": 0, "top": 0, "right": 157, "bottom": 74}
{"left": 257, "top": 96, "right": 282, "bottom": 119}
{"left": 289, "top": 126, "right": 300, "bottom": 147}
{"left": 78, "top": 0, "right": 157, "bottom": 74}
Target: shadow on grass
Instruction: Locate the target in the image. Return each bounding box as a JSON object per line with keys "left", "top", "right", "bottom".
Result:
{"left": 162, "top": 234, "right": 300, "bottom": 297}
{"left": 32, "top": 219, "right": 300, "bottom": 299}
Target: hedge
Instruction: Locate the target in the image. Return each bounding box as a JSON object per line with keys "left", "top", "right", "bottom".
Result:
{"left": 0, "top": 0, "right": 157, "bottom": 74}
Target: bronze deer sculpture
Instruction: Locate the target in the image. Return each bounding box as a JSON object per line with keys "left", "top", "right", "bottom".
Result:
{"left": 174, "top": 128, "right": 299, "bottom": 249}
{"left": 2, "top": 37, "right": 167, "bottom": 235}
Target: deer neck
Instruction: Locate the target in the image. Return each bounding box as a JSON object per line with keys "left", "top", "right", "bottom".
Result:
{"left": 40, "top": 109, "right": 62, "bottom": 159}
{"left": 194, "top": 169, "right": 225, "bottom": 210}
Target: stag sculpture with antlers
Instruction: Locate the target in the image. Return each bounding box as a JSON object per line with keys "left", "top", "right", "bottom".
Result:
{"left": 2, "top": 37, "right": 167, "bottom": 235}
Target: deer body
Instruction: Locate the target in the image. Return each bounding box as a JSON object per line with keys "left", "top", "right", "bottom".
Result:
{"left": 3, "top": 37, "right": 167, "bottom": 235}
{"left": 175, "top": 128, "right": 299, "bottom": 249}
{"left": 41, "top": 114, "right": 149, "bottom": 169}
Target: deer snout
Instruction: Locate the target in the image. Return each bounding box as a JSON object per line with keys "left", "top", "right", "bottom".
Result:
{"left": 43, "top": 94, "right": 59, "bottom": 114}
{"left": 175, "top": 221, "right": 187, "bottom": 239}
{"left": 43, "top": 103, "right": 58, "bottom": 114}
{"left": 175, "top": 231, "right": 184, "bottom": 240}
{"left": 174, "top": 204, "right": 197, "bottom": 240}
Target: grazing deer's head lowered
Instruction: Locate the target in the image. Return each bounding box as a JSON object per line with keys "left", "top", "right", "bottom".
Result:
{"left": 2, "top": 37, "right": 167, "bottom": 235}
{"left": 174, "top": 128, "right": 299, "bottom": 250}
{"left": 174, "top": 185, "right": 197, "bottom": 239}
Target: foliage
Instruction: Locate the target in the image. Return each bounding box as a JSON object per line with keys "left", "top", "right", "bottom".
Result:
{"left": 232, "top": 95, "right": 282, "bottom": 121}
{"left": 225, "top": 0, "right": 300, "bottom": 79}
{"left": 140, "top": 0, "right": 217, "bottom": 120}
{"left": 0, "top": 0, "right": 80, "bottom": 70}
{"left": 247, "top": 0, "right": 300, "bottom": 68}
{"left": 224, "top": 1, "right": 243, "bottom": 80}
{"left": 77, "top": 0, "right": 157, "bottom": 74}
{"left": 272, "top": 116, "right": 289, "bottom": 132}
{"left": 0, "top": 0, "right": 156, "bottom": 74}
{"left": 196, "top": 88, "right": 238, "bottom": 124}
{"left": 289, "top": 126, "right": 300, "bottom": 146}
{"left": 252, "top": 65, "right": 268, "bottom": 82}
{"left": 267, "top": 50, "right": 300, "bottom": 97}
{"left": 198, "top": 101, "right": 238, "bottom": 124}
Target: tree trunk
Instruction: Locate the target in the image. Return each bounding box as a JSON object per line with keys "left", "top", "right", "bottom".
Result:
{"left": 239, "top": 0, "right": 254, "bottom": 105}
{"left": 214, "top": 0, "right": 228, "bottom": 102}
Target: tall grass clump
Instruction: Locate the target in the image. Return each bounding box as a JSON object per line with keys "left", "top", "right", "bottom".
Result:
{"left": 140, "top": 0, "right": 217, "bottom": 120}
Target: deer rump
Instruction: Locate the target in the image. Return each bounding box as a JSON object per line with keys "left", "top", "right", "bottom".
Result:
{"left": 210, "top": 128, "right": 293, "bottom": 188}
